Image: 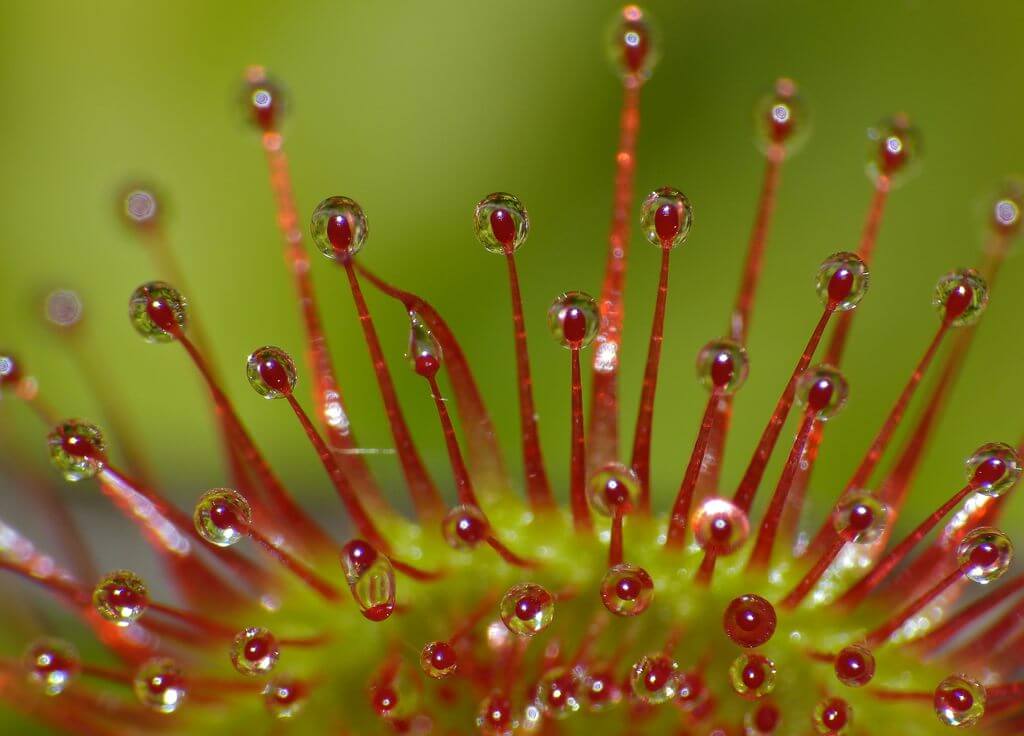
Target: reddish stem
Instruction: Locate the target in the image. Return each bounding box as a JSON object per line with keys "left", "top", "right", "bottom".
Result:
{"left": 503, "top": 251, "right": 554, "bottom": 510}
{"left": 889, "top": 493, "right": 1004, "bottom": 605}
{"left": 426, "top": 375, "right": 479, "bottom": 508}
{"left": 389, "top": 557, "right": 445, "bottom": 581}
{"left": 731, "top": 145, "right": 785, "bottom": 344}
{"left": 868, "top": 689, "right": 932, "bottom": 703}
{"left": 448, "top": 591, "right": 500, "bottom": 643}
{"left": 175, "top": 332, "right": 334, "bottom": 551}
{"left": 146, "top": 600, "right": 237, "bottom": 638}
{"left": 777, "top": 418, "right": 822, "bottom": 547}
{"left": 0, "top": 556, "right": 153, "bottom": 663}
{"left": 732, "top": 304, "right": 835, "bottom": 513}
{"left": 695, "top": 549, "right": 718, "bottom": 586}
{"left": 631, "top": 246, "right": 672, "bottom": 511}
{"left": 856, "top": 323, "right": 950, "bottom": 485}
{"left": 244, "top": 524, "right": 342, "bottom": 602}
{"left": 80, "top": 663, "right": 134, "bottom": 685}
{"left": 0, "top": 558, "right": 88, "bottom": 607}
{"left": 836, "top": 482, "right": 977, "bottom": 610}
{"left": 140, "top": 226, "right": 253, "bottom": 505}
{"left": 342, "top": 261, "right": 443, "bottom": 518}
{"left": 987, "top": 682, "right": 1024, "bottom": 702}
{"left": 780, "top": 536, "right": 846, "bottom": 610}
{"left": 696, "top": 146, "right": 784, "bottom": 502}
{"left": 98, "top": 465, "right": 264, "bottom": 591}
{"left": 858, "top": 180, "right": 890, "bottom": 263}
{"left": 0, "top": 448, "right": 97, "bottom": 588}
{"left": 872, "top": 235, "right": 1010, "bottom": 541}
{"left": 589, "top": 83, "right": 641, "bottom": 471}
{"left": 864, "top": 567, "right": 963, "bottom": 648}
{"left": 260, "top": 136, "right": 386, "bottom": 508}
{"left": 665, "top": 389, "right": 723, "bottom": 549}
{"left": 357, "top": 264, "right": 507, "bottom": 491}
{"left": 779, "top": 180, "right": 894, "bottom": 541}
{"left": 803, "top": 323, "right": 953, "bottom": 561}
{"left": 821, "top": 183, "right": 890, "bottom": 368}
{"left": 284, "top": 394, "right": 385, "bottom": 549}
{"left": 570, "top": 347, "right": 591, "bottom": 532}
{"left": 747, "top": 408, "right": 818, "bottom": 571}
{"left": 485, "top": 536, "right": 537, "bottom": 569}
{"left": 916, "top": 573, "right": 1024, "bottom": 655}
{"left": 64, "top": 336, "right": 158, "bottom": 487}
{"left": 608, "top": 511, "right": 624, "bottom": 567}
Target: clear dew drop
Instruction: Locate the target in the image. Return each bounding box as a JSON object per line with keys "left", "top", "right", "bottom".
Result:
{"left": 499, "top": 582, "right": 554, "bottom": 637}
{"left": 674, "top": 671, "right": 709, "bottom": 714}
{"left": 957, "top": 527, "right": 1013, "bottom": 584}
{"left": 128, "top": 281, "right": 188, "bottom": 342}
{"left": 263, "top": 676, "right": 306, "bottom": 719}
{"left": 339, "top": 539, "right": 397, "bottom": 621}
{"left": 832, "top": 490, "right": 888, "bottom": 544}
{"left": 755, "top": 77, "right": 808, "bottom": 154}
{"left": 723, "top": 594, "right": 777, "bottom": 648}
{"left": 580, "top": 669, "right": 622, "bottom": 712}
{"left": 473, "top": 192, "right": 529, "bottom": 255}
{"left": 639, "top": 186, "right": 693, "bottom": 249}
{"left": 691, "top": 497, "right": 750, "bottom": 555}
{"left": 477, "top": 691, "right": 517, "bottom": 736}
{"left": 866, "top": 114, "right": 922, "bottom": 187}
{"left": 246, "top": 345, "right": 297, "bottom": 399}
{"left": 796, "top": 364, "right": 849, "bottom": 421}
{"left": 44, "top": 288, "right": 84, "bottom": 329}
{"left": 23, "top": 638, "right": 80, "bottom": 696}
{"left": 815, "top": 251, "right": 869, "bottom": 311}
{"left": 729, "top": 653, "right": 777, "bottom": 699}
{"left": 600, "top": 563, "right": 654, "bottom": 617}
{"left": 990, "top": 178, "right": 1024, "bottom": 235}
{"left": 242, "top": 66, "right": 285, "bottom": 132}
{"left": 371, "top": 669, "right": 421, "bottom": 720}
{"left": 965, "top": 441, "right": 1021, "bottom": 497}
{"left": 118, "top": 182, "right": 161, "bottom": 228}
{"left": 133, "top": 657, "right": 187, "bottom": 714}
{"left": 230, "top": 627, "right": 280, "bottom": 676}
{"left": 420, "top": 641, "right": 458, "bottom": 679}
{"left": 587, "top": 462, "right": 639, "bottom": 517}
{"left": 629, "top": 653, "right": 678, "bottom": 704}
{"left": 547, "top": 291, "right": 600, "bottom": 349}
{"left": 310, "top": 196, "right": 369, "bottom": 262}
{"left": 934, "top": 674, "right": 986, "bottom": 728}
{"left": 745, "top": 701, "right": 782, "bottom": 734}
{"left": 534, "top": 666, "right": 580, "bottom": 719}
{"left": 834, "top": 644, "right": 875, "bottom": 688}
{"left": 93, "top": 569, "right": 149, "bottom": 626}
{"left": 696, "top": 338, "right": 749, "bottom": 395}
{"left": 933, "top": 269, "right": 989, "bottom": 328}
{"left": 407, "top": 311, "right": 443, "bottom": 378}
{"left": 441, "top": 504, "right": 490, "bottom": 550}
{"left": 813, "top": 697, "right": 852, "bottom": 734}
{"left": 193, "top": 488, "right": 252, "bottom": 547}
{"left": 47, "top": 419, "right": 106, "bottom": 482}
{"left": 606, "top": 5, "right": 658, "bottom": 85}
{"left": 0, "top": 352, "right": 21, "bottom": 386}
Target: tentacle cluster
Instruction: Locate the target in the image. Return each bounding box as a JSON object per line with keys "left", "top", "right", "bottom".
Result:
{"left": 1, "top": 6, "right": 1024, "bottom": 735}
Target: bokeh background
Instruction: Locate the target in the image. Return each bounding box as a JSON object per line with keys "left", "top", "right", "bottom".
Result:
{"left": 1, "top": 0, "right": 1022, "bottom": 638}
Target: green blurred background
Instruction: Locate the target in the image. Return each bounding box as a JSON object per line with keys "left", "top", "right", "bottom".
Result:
{"left": 2, "top": 0, "right": 1023, "bottom": 571}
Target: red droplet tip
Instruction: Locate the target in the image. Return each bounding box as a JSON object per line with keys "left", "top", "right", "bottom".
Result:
{"left": 943, "top": 283, "right": 973, "bottom": 323}
{"left": 489, "top": 209, "right": 517, "bottom": 250}
{"left": 827, "top": 268, "right": 854, "bottom": 305}
{"left": 258, "top": 358, "right": 293, "bottom": 395}
{"left": 562, "top": 307, "right": 589, "bottom": 346}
